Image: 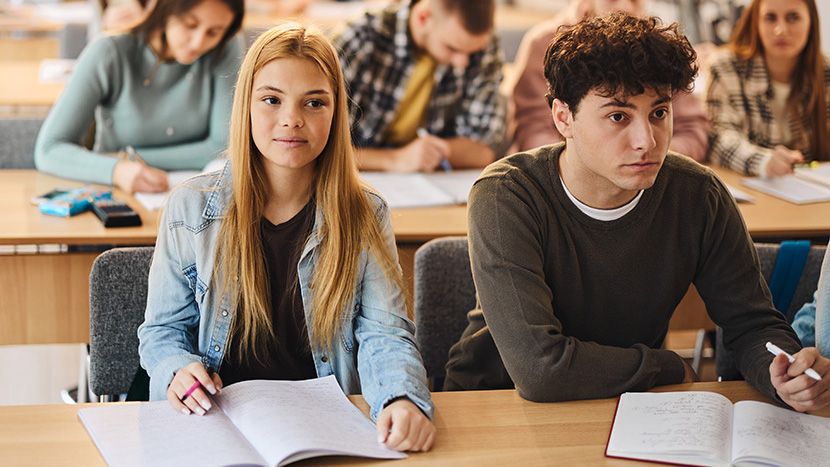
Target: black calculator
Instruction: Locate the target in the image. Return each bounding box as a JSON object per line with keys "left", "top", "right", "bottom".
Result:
{"left": 92, "top": 200, "right": 142, "bottom": 227}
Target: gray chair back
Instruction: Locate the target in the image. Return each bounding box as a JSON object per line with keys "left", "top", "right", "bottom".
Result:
{"left": 414, "top": 237, "right": 477, "bottom": 389}
{"left": 716, "top": 242, "right": 826, "bottom": 380}
{"left": 0, "top": 117, "right": 44, "bottom": 169}
{"left": 88, "top": 247, "right": 154, "bottom": 399}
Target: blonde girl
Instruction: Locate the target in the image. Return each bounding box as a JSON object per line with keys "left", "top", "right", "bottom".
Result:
{"left": 138, "top": 24, "right": 436, "bottom": 452}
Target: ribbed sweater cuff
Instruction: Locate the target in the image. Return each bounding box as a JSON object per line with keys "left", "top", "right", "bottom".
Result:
{"left": 652, "top": 349, "right": 687, "bottom": 386}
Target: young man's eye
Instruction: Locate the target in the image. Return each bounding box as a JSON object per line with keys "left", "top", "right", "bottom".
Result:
{"left": 609, "top": 113, "right": 625, "bottom": 122}
{"left": 653, "top": 109, "right": 668, "bottom": 119}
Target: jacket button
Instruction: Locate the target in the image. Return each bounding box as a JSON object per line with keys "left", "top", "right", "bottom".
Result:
{"left": 321, "top": 356, "right": 327, "bottom": 362}
{"left": 221, "top": 310, "right": 228, "bottom": 317}
{"left": 214, "top": 345, "right": 220, "bottom": 352}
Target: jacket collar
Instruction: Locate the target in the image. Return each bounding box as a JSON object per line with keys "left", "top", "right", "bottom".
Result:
{"left": 202, "top": 159, "right": 233, "bottom": 220}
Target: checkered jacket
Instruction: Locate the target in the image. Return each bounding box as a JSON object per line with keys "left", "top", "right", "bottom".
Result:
{"left": 705, "top": 49, "right": 830, "bottom": 176}
{"left": 332, "top": 3, "right": 507, "bottom": 152}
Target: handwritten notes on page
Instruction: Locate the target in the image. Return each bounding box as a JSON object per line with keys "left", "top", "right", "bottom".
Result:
{"left": 606, "top": 391, "right": 732, "bottom": 466}
{"left": 606, "top": 391, "right": 830, "bottom": 467}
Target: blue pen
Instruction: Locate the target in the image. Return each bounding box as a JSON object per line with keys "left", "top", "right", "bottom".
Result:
{"left": 416, "top": 128, "right": 452, "bottom": 172}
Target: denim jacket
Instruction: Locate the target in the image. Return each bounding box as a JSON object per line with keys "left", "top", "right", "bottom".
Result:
{"left": 792, "top": 245, "right": 830, "bottom": 358}
{"left": 138, "top": 162, "right": 434, "bottom": 420}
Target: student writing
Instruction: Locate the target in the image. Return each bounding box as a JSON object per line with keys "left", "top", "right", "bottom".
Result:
{"left": 332, "top": 0, "right": 506, "bottom": 173}
{"left": 705, "top": 0, "right": 830, "bottom": 177}
{"left": 137, "top": 24, "right": 435, "bottom": 452}
{"left": 35, "top": 0, "right": 245, "bottom": 193}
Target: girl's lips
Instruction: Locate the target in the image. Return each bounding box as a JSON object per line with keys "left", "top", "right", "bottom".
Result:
{"left": 274, "top": 137, "right": 308, "bottom": 148}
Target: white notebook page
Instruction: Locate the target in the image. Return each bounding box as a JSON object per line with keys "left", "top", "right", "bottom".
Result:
{"left": 217, "top": 376, "right": 405, "bottom": 466}
{"left": 79, "top": 401, "right": 264, "bottom": 467}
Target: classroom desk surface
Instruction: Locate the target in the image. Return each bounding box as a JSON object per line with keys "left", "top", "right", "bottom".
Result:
{"left": 2, "top": 381, "right": 827, "bottom": 467}
{"left": 0, "top": 170, "right": 465, "bottom": 245}
{"left": 713, "top": 166, "right": 830, "bottom": 240}
{"left": 0, "top": 61, "right": 64, "bottom": 116}
{"left": 2, "top": 165, "right": 829, "bottom": 344}
{"left": 0, "top": 171, "right": 158, "bottom": 246}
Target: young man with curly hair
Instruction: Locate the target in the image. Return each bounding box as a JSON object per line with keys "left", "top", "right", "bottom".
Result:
{"left": 445, "top": 13, "right": 830, "bottom": 412}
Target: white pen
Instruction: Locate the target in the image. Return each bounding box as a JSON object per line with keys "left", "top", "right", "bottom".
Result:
{"left": 766, "top": 342, "right": 822, "bottom": 381}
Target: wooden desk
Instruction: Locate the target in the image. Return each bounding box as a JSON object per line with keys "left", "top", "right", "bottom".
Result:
{"left": 4, "top": 164, "right": 830, "bottom": 344}
{"left": 0, "top": 171, "right": 465, "bottom": 344}
{"left": 2, "top": 381, "right": 826, "bottom": 466}
{"left": 0, "top": 61, "right": 65, "bottom": 117}
{"left": 712, "top": 166, "right": 830, "bottom": 240}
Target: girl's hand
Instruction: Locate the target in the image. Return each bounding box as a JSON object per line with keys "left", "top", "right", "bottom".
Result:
{"left": 113, "top": 160, "right": 170, "bottom": 193}
{"left": 166, "top": 362, "right": 223, "bottom": 416}
{"left": 765, "top": 145, "right": 804, "bottom": 177}
{"left": 376, "top": 398, "right": 436, "bottom": 452}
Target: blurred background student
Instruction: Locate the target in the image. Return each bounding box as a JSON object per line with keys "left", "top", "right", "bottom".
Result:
{"left": 705, "top": 0, "right": 829, "bottom": 177}
{"left": 508, "top": 0, "right": 709, "bottom": 161}
{"left": 35, "top": 0, "right": 244, "bottom": 193}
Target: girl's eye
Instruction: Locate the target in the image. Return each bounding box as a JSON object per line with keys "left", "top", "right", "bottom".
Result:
{"left": 609, "top": 113, "right": 625, "bottom": 123}
{"left": 306, "top": 100, "right": 324, "bottom": 108}
{"left": 786, "top": 13, "right": 800, "bottom": 23}
{"left": 264, "top": 97, "right": 280, "bottom": 105}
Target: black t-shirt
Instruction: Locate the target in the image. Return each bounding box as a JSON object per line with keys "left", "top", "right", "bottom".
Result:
{"left": 220, "top": 199, "right": 318, "bottom": 385}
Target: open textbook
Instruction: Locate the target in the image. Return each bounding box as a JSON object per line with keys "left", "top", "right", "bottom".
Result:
{"left": 359, "top": 170, "right": 482, "bottom": 209}
{"left": 741, "top": 163, "right": 830, "bottom": 204}
{"left": 78, "top": 376, "right": 405, "bottom": 467}
{"left": 605, "top": 391, "right": 830, "bottom": 467}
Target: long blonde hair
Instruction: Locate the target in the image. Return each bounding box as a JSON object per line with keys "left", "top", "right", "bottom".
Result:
{"left": 729, "top": 0, "right": 829, "bottom": 160}
{"left": 216, "top": 24, "right": 407, "bottom": 364}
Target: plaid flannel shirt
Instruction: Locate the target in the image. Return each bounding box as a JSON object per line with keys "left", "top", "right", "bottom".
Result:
{"left": 332, "top": 3, "right": 507, "bottom": 152}
{"left": 705, "top": 49, "right": 830, "bottom": 176}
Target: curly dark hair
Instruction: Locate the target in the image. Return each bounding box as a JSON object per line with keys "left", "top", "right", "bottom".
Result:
{"left": 544, "top": 13, "right": 697, "bottom": 113}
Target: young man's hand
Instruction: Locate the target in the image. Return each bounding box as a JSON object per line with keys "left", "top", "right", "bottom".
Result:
{"left": 376, "top": 398, "right": 436, "bottom": 452}
{"left": 770, "top": 347, "right": 830, "bottom": 412}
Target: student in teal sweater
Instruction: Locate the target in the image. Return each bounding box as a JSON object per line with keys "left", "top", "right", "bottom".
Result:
{"left": 35, "top": 0, "right": 244, "bottom": 193}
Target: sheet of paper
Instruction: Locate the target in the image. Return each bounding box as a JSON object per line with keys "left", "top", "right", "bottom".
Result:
{"left": 134, "top": 170, "right": 201, "bottom": 211}
{"left": 725, "top": 184, "right": 754, "bottom": 203}
{"left": 78, "top": 401, "right": 264, "bottom": 467}
{"left": 606, "top": 391, "right": 732, "bottom": 465}
{"left": 38, "top": 59, "right": 75, "bottom": 84}
{"left": 424, "top": 169, "right": 482, "bottom": 204}
{"left": 741, "top": 176, "right": 830, "bottom": 204}
{"left": 731, "top": 400, "right": 830, "bottom": 467}
{"left": 795, "top": 163, "right": 830, "bottom": 189}
{"left": 360, "top": 172, "right": 456, "bottom": 208}
{"left": 217, "top": 376, "right": 406, "bottom": 466}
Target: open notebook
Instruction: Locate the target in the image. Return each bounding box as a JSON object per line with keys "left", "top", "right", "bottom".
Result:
{"left": 606, "top": 391, "right": 830, "bottom": 467}
{"left": 741, "top": 163, "right": 830, "bottom": 204}
{"left": 359, "top": 170, "right": 482, "bottom": 209}
{"left": 78, "top": 376, "right": 405, "bottom": 467}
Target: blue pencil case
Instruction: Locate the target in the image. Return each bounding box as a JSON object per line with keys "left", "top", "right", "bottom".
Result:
{"left": 38, "top": 186, "right": 112, "bottom": 217}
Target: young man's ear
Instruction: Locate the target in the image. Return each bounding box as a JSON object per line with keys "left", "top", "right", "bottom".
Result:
{"left": 551, "top": 98, "right": 574, "bottom": 139}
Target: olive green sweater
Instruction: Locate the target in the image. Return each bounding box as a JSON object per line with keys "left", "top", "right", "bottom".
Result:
{"left": 446, "top": 143, "right": 800, "bottom": 403}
